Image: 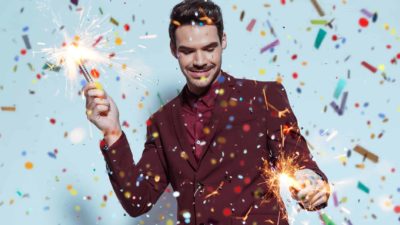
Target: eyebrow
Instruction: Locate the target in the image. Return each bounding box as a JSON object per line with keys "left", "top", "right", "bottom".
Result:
{"left": 178, "top": 42, "right": 219, "bottom": 51}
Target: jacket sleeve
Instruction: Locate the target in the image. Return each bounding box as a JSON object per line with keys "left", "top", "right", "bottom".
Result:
{"left": 100, "top": 118, "right": 169, "bottom": 217}
{"left": 265, "top": 81, "right": 329, "bottom": 184}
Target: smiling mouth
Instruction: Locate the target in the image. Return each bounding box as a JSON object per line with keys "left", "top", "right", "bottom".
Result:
{"left": 188, "top": 67, "right": 213, "bottom": 78}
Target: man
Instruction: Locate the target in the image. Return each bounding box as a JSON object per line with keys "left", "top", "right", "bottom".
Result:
{"left": 83, "top": 0, "right": 330, "bottom": 224}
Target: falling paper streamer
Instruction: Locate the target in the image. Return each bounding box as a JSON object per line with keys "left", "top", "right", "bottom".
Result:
{"left": 22, "top": 34, "right": 31, "bottom": 50}
{"left": 361, "top": 61, "right": 377, "bottom": 73}
{"left": 310, "top": 19, "right": 327, "bottom": 25}
{"left": 353, "top": 145, "right": 379, "bottom": 163}
{"left": 310, "top": 0, "right": 325, "bottom": 17}
{"left": 260, "top": 39, "right": 279, "bottom": 54}
{"left": 320, "top": 212, "right": 336, "bottom": 225}
{"left": 246, "top": 19, "right": 256, "bottom": 32}
{"left": 357, "top": 181, "right": 370, "bottom": 194}
{"left": 361, "top": 8, "right": 373, "bottom": 18}
{"left": 1, "top": 106, "right": 16, "bottom": 111}
{"left": 334, "top": 78, "right": 346, "bottom": 99}
{"left": 314, "top": 28, "right": 327, "bottom": 49}
{"left": 330, "top": 91, "right": 348, "bottom": 115}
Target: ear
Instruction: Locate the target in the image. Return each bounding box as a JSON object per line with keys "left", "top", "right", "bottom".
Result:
{"left": 221, "top": 32, "right": 227, "bottom": 50}
{"left": 170, "top": 41, "right": 178, "bottom": 59}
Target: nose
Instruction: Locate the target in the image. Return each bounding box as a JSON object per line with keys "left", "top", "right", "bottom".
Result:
{"left": 193, "top": 51, "right": 207, "bottom": 68}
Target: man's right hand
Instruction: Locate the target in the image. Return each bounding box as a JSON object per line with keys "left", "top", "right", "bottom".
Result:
{"left": 82, "top": 82, "right": 122, "bottom": 145}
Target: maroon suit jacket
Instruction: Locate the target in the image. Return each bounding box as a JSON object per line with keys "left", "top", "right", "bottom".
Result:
{"left": 100, "top": 71, "right": 328, "bottom": 225}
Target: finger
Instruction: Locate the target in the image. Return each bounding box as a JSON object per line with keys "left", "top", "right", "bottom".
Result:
{"left": 309, "top": 190, "right": 328, "bottom": 206}
{"left": 82, "top": 83, "right": 97, "bottom": 96}
{"left": 94, "top": 104, "right": 109, "bottom": 114}
{"left": 87, "top": 89, "right": 106, "bottom": 99}
{"left": 310, "top": 196, "right": 328, "bottom": 210}
{"left": 93, "top": 97, "right": 110, "bottom": 106}
{"left": 296, "top": 185, "right": 314, "bottom": 201}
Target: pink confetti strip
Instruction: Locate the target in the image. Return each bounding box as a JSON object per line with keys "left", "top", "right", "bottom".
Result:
{"left": 246, "top": 19, "right": 256, "bottom": 32}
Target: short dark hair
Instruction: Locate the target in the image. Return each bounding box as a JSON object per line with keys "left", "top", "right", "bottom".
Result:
{"left": 169, "top": 0, "right": 224, "bottom": 46}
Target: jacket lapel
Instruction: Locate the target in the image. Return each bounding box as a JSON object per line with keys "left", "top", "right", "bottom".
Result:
{"left": 171, "top": 71, "right": 237, "bottom": 171}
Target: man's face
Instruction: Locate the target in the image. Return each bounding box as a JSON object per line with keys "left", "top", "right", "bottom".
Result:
{"left": 171, "top": 25, "right": 226, "bottom": 95}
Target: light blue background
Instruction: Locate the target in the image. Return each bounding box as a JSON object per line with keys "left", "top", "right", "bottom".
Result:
{"left": 0, "top": 0, "right": 399, "bottom": 224}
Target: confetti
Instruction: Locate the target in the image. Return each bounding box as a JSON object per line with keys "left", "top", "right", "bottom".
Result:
{"left": 110, "top": 17, "right": 119, "bottom": 26}
{"left": 357, "top": 181, "right": 370, "bottom": 194}
{"left": 330, "top": 91, "right": 348, "bottom": 115}
{"left": 310, "top": 0, "right": 325, "bottom": 17}
{"left": 22, "top": 35, "right": 31, "bottom": 50}
{"left": 310, "top": 19, "right": 328, "bottom": 25}
{"left": 24, "top": 161, "right": 34, "bottom": 170}
{"left": 1, "top": 106, "right": 16, "bottom": 111}
{"left": 314, "top": 28, "right": 327, "bottom": 49}
{"left": 353, "top": 145, "right": 379, "bottom": 163}
{"left": 333, "top": 78, "right": 346, "bottom": 99}
{"left": 361, "top": 61, "right": 377, "bottom": 73}
{"left": 246, "top": 19, "right": 256, "bottom": 32}
{"left": 260, "top": 39, "right": 279, "bottom": 54}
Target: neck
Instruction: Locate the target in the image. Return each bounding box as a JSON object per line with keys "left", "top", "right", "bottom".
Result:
{"left": 188, "top": 71, "right": 221, "bottom": 96}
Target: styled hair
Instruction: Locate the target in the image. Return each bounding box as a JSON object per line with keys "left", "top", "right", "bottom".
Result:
{"left": 169, "top": 0, "right": 224, "bottom": 46}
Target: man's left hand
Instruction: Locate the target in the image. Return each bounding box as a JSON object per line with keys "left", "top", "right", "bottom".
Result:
{"left": 289, "top": 169, "right": 330, "bottom": 211}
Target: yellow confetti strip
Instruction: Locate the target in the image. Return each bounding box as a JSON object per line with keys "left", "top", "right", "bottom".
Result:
{"left": 24, "top": 161, "right": 33, "bottom": 170}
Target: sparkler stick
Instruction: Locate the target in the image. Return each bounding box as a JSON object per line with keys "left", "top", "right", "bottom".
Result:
{"left": 77, "top": 60, "right": 94, "bottom": 83}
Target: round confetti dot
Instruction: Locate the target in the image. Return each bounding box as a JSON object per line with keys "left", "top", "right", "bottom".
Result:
{"left": 359, "top": 17, "right": 369, "bottom": 27}
{"left": 24, "top": 161, "right": 33, "bottom": 170}
{"left": 74, "top": 205, "right": 81, "bottom": 212}
{"left": 124, "top": 24, "right": 130, "bottom": 31}
{"left": 152, "top": 132, "right": 159, "bottom": 138}
{"left": 292, "top": 72, "right": 298, "bottom": 79}
{"left": 355, "top": 102, "right": 359, "bottom": 108}
{"left": 124, "top": 191, "right": 131, "bottom": 199}
{"left": 115, "top": 37, "right": 123, "bottom": 45}
{"left": 233, "top": 186, "right": 242, "bottom": 194}
{"left": 291, "top": 54, "right": 297, "bottom": 60}
{"left": 396, "top": 53, "right": 400, "bottom": 59}
{"left": 222, "top": 208, "right": 232, "bottom": 217}
{"left": 260, "top": 30, "right": 266, "bottom": 37}
{"left": 49, "top": 118, "right": 56, "bottom": 124}
{"left": 138, "top": 102, "right": 144, "bottom": 109}
{"left": 242, "top": 124, "right": 250, "bottom": 132}
{"left": 90, "top": 68, "right": 100, "bottom": 78}
{"left": 332, "top": 35, "right": 338, "bottom": 41}
{"left": 69, "top": 127, "right": 85, "bottom": 144}
{"left": 20, "top": 49, "right": 27, "bottom": 55}
{"left": 244, "top": 177, "right": 251, "bottom": 184}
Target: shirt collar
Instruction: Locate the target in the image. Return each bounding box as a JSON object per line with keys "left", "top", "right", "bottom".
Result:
{"left": 183, "top": 71, "right": 222, "bottom": 108}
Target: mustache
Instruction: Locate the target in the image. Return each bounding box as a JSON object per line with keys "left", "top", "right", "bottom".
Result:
{"left": 188, "top": 65, "right": 215, "bottom": 72}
